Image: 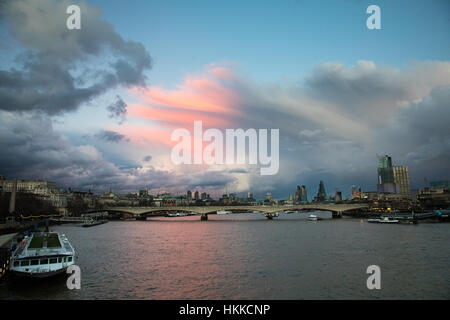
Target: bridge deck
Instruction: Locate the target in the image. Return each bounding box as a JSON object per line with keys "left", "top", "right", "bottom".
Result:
{"left": 100, "top": 204, "right": 368, "bottom": 216}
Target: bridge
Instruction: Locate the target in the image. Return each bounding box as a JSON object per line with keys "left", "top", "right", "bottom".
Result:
{"left": 98, "top": 203, "right": 369, "bottom": 220}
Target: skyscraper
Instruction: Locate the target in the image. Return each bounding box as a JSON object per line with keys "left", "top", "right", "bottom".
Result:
{"left": 393, "top": 166, "right": 411, "bottom": 199}
{"left": 294, "top": 185, "right": 301, "bottom": 202}
{"left": 314, "top": 181, "right": 326, "bottom": 202}
{"left": 294, "top": 185, "right": 307, "bottom": 203}
{"left": 335, "top": 190, "right": 342, "bottom": 202}
{"left": 300, "top": 185, "right": 307, "bottom": 203}
{"left": 377, "top": 155, "right": 398, "bottom": 193}
{"left": 194, "top": 191, "right": 199, "bottom": 200}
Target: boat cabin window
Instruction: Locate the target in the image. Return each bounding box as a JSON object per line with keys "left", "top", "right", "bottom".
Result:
{"left": 49, "top": 258, "right": 57, "bottom": 264}
{"left": 58, "top": 257, "right": 62, "bottom": 263}
{"left": 30, "top": 259, "right": 39, "bottom": 265}
{"left": 40, "top": 259, "right": 48, "bottom": 265}
{"left": 20, "top": 260, "right": 30, "bottom": 266}
{"left": 67, "top": 257, "right": 72, "bottom": 262}
{"left": 14, "top": 261, "right": 19, "bottom": 267}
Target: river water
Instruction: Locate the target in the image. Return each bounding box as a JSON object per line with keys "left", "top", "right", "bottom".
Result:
{"left": 1, "top": 211, "right": 449, "bottom": 299}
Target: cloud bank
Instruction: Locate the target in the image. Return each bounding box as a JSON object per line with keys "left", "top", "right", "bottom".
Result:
{"left": 1, "top": 0, "right": 449, "bottom": 199}
{"left": 0, "top": 0, "right": 151, "bottom": 115}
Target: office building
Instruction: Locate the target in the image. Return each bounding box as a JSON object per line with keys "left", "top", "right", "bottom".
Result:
{"left": 393, "top": 166, "right": 411, "bottom": 199}
{"left": 314, "top": 181, "right": 327, "bottom": 202}
{"left": 377, "top": 155, "right": 398, "bottom": 193}
{"left": 300, "top": 185, "right": 307, "bottom": 203}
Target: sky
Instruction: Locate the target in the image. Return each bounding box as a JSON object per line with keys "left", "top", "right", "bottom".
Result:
{"left": 0, "top": 0, "right": 449, "bottom": 200}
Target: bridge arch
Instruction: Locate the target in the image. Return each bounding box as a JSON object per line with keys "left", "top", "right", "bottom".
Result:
{"left": 99, "top": 203, "right": 368, "bottom": 220}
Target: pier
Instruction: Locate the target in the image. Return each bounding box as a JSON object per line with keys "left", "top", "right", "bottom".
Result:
{"left": 0, "top": 233, "right": 17, "bottom": 280}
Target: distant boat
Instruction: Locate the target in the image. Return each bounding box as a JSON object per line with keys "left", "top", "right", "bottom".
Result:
{"left": 82, "top": 219, "right": 108, "bottom": 227}
{"left": 265, "top": 212, "right": 279, "bottom": 219}
{"left": 167, "top": 212, "right": 187, "bottom": 217}
{"left": 367, "top": 216, "right": 399, "bottom": 223}
{"left": 309, "top": 214, "right": 321, "bottom": 221}
{"left": 217, "top": 210, "right": 231, "bottom": 215}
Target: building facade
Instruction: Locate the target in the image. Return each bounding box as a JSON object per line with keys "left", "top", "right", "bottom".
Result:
{"left": 393, "top": 166, "right": 411, "bottom": 199}
{"left": 0, "top": 179, "right": 67, "bottom": 214}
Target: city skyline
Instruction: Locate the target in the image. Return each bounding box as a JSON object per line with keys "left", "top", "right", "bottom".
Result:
{"left": 0, "top": 152, "right": 431, "bottom": 202}
{"left": 0, "top": 0, "right": 449, "bottom": 200}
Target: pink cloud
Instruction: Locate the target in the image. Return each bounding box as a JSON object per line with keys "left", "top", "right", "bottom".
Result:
{"left": 128, "top": 64, "right": 241, "bottom": 129}
{"left": 115, "top": 125, "right": 174, "bottom": 147}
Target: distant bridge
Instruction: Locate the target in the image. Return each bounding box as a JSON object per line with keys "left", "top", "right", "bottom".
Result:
{"left": 97, "top": 203, "right": 369, "bottom": 220}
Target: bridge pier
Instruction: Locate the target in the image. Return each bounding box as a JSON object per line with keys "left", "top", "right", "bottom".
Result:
{"left": 200, "top": 214, "right": 208, "bottom": 221}
{"left": 136, "top": 216, "right": 147, "bottom": 221}
{"left": 332, "top": 211, "right": 342, "bottom": 218}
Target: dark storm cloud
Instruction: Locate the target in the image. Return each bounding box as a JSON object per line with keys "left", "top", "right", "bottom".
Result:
{"left": 302, "top": 61, "right": 450, "bottom": 126}
{"left": 107, "top": 95, "right": 127, "bottom": 124}
{"left": 376, "top": 85, "right": 450, "bottom": 184}
{"left": 217, "top": 61, "right": 450, "bottom": 198}
{"left": 0, "top": 0, "right": 239, "bottom": 194}
{"left": 187, "top": 171, "right": 235, "bottom": 188}
{"left": 0, "top": 110, "right": 236, "bottom": 193}
{"left": 0, "top": 0, "right": 152, "bottom": 115}
{"left": 95, "top": 130, "right": 129, "bottom": 143}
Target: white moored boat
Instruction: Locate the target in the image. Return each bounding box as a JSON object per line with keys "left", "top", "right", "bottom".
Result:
{"left": 309, "top": 214, "right": 321, "bottom": 221}
{"left": 367, "top": 216, "right": 399, "bottom": 224}
{"left": 217, "top": 210, "right": 231, "bottom": 215}
{"left": 10, "top": 232, "right": 76, "bottom": 278}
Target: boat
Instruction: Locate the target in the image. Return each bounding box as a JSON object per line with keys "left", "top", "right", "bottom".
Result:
{"left": 398, "top": 219, "right": 418, "bottom": 224}
{"left": 10, "top": 232, "right": 76, "bottom": 278}
{"left": 367, "top": 216, "right": 399, "bottom": 223}
{"left": 217, "top": 210, "right": 231, "bottom": 215}
{"left": 264, "top": 212, "right": 279, "bottom": 219}
{"left": 82, "top": 218, "right": 108, "bottom": 227}
{"left": 167, "top": 212, "right": 187, "bottom": 217}
{"left": 308, "top": 214, "right": 321, "bottom": 221}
